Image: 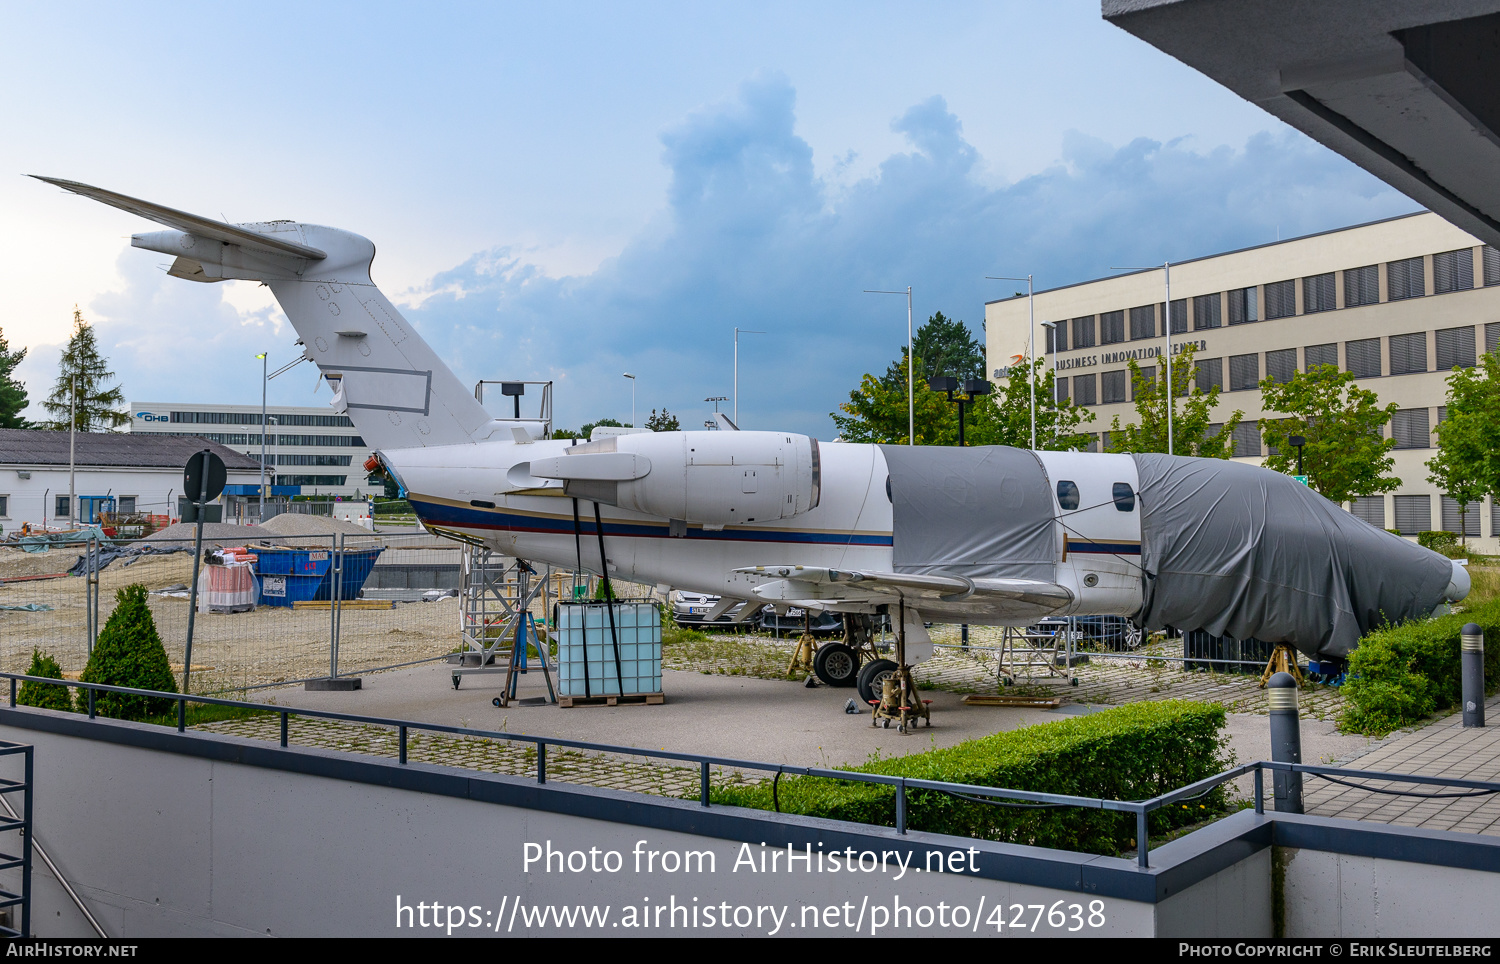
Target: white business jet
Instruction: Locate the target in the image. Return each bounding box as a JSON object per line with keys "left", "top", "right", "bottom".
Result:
{"left": 38, "top": 178, "right": 1469, "bottom": 728}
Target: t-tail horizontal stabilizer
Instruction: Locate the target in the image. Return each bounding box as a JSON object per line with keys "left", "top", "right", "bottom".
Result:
{"left": 36, "top": 176, "right": 496, "bottom": 451}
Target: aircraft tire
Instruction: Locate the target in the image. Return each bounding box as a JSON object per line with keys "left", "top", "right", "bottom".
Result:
{"left": 813, "top": 643, "right": 861, "bottom": 687}
{"left": 856, "top": 658, "right": 898, "bottom": 706}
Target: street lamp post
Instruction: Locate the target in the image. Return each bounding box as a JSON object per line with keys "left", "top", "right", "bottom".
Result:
{"left": 928, "top": 376, "right": 994, "bottom": 447}
{"left": 864, "top": 287, "right": 914, "bottom": 445}
{"left": 622, "top": 373, "right": 636, "bottom": 428}
{"left": 733, "top": 329, "right": 765, "bottom": 427}
{"left": 1109, "top": 262, "right": 1176, "bottom": 455}
{"left": 256, "top": 352, "right": 268, "bottom": 523}
{"left": 985, "top": 275, "right": 1035, "bottom": 448}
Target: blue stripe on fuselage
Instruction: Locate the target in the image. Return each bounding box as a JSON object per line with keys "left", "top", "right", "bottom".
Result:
{"left": 408, "top": 497, "right": 893, "bottom": 547}
{"left": 1066, "top": 541, "right": 1142, "bottom": 555}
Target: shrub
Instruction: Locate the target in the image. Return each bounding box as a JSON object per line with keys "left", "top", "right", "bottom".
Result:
{"left": 1340, "top": 598, "right": 1500, "bottom": 735}
{"left": 18, "top": 649, "right": 73, "bottom": 713}
{"left": 79, "top": 584, "right": 179, "bottom": 721}
{"left": 711, "top": 700, "right": 1229, "bottom": 855}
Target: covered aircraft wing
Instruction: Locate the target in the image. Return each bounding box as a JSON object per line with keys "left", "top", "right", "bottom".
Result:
{"left": 731, "top": 565, "right": 1072, "bottom": 616}
{"left": 1133, "top": 454, "right": 1459, "bottom": 659}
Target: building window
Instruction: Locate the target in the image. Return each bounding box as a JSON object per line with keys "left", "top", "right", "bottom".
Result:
{"left": 1101, "top": 369, "right": 1127, "bottom": 404}
{"left": 1227, "top": 286, "right": 1258, "bottom": 325}
{"left": 1264, "top": 279, "right": 1296, "bottom": 319}
{"left": 1344, "top": 265, "right": 1379, "bottom": 307}
{"left": 55, "top": 495, "right": 69, "bottom": 518}
{"left": 1101, "top": 431, "right": 1112, "bottom": 452}
{"left": 1133, "top": 366, "right": 1156, "bottom": 400}
{"left": 1127, "top": 306, "right": 1154, "bottom": 340}
{"left": 1389, "top": 332, "right": 1427, "bottom": 375}
{"left": 1054, "top": 376, "right": 1069, "bottom": 404}
{"left": 1388, "top": 257, "right": 1425, "bottom": 300}
{"left": 1435, "top": 326, "right": 1476, "bottom": 370}
{"left": 1229, "top": 353, "right": 1260, "bottom": 391}
{"left": 1488, "top": 322, "right": 1500, "bottom": 356}
{"left": 1100, "top": 311, "right": 1124, "bottom": 345}
{"left": 1394, "top": 495, "right": 1432, "bottom": 535}
{"left": 1195, "top": 357, "right": 1223, "bottom": 394}
{"left": 118, "top": 496, "right": 137, "bottom": 514}
{"left": 1073, "top": 373, "right": 1097, "bottom": 407}
{"left": 1484, "top": 246, "right": 1500, "bottom": 287}
{"left": 1305, "top": 343, "right": 1338, "bottom": 370}
{"left": 1346, "top": 338, "right": 1382, "bottom": 378}
{"left": 1266, "top": 348, "right": 1297, "bottom": 385}
{"left": 1442, "top": 496, "right": 1481, "bottom": 536}
{"left": 1303, "top": 272, "right": 1335, "bottom": 313}
{"left": 1072, "top": 316, "right": 1096, "bottom": 350}
{"left": 1433, "top": 248, "right": 1474, "bottom": 293}
{"left": 1169, "top": 299, "right": 1187, "bottom": 335}
{"left": 0, "top": 495, "right": 7, "bottom": 518}
{"left": 1192, "top": 293, "right": 1220, "bottom": 330}
{"left": 1392, "top": 409, "right": 1431, "bottom": 449}
{"left": 1049, "top": 322, "right": 1068, "bottom": 353}
{"left": 1350, "top": 496, "right": 1385, "bottom": 529}
{"left": 1231, "top": 422, "right": 1261, "bottom": 458}
{"left": 1085, "top": 434, "right": 1100, "bottom": 453}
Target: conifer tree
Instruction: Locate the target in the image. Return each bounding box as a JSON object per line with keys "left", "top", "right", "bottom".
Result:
{"left": 42, "top": 308, "right": 128, "bottom": 432}
{"left": 80, "top": 584, "right": 178, "bottom": 720}
{"left": 0, "top": 327, "right": 28, "bottom": 429}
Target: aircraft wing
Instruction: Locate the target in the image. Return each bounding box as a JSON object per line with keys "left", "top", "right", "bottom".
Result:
{"left": 730, "top": 565, "right": 1073, "bottom": 614}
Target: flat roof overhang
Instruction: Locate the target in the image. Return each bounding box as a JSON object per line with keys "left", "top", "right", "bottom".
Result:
{"left": 1103, "top": 0, "right": 1500, "bottom": 248}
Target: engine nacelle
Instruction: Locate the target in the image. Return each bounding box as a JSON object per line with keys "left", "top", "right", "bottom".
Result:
{"left": 532, "top": 431, "right": 821, "bottom": 525}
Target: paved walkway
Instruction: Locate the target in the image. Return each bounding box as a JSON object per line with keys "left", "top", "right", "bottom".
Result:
{"left": 1305, "top": 692, "right": 1500, "bottom": 835}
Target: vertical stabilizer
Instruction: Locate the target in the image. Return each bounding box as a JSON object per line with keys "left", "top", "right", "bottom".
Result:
{"left": 36, "top": 177, "right": 491, "bottom": 451}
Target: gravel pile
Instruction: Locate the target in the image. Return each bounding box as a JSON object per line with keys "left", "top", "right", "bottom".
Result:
{"left": 259, "top": 513, "right": 377, "bottom": 538}
{"left": 143, "top": 522, "right": 273, "bottom": 547}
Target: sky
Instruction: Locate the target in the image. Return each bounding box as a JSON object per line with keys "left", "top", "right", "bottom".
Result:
{"left": 0, "top": 2, "right": 1420, "bottom": 437}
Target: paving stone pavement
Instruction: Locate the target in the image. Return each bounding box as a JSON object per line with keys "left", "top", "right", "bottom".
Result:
{"left": 1304, "top": 692, "right": 1500, "bottom": 835}
{"left": 193, "top": 715, "right": 760, "bottom": 798}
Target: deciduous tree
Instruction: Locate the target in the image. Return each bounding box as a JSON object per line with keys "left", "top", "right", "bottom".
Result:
{"left": 1258, "top": 363, "right": 1399, "bottom": 505}
{"left": 964, "top": 356, "right": 1095, "bottom": 450}
{"left": 1426, "top": 353, "right": 1500, "bottom": 542}
{"left": 1105, "top": 344, "right": 1241, "bottom": 458}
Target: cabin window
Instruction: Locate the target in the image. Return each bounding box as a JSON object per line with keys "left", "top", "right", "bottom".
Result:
{"left": 1112, "top": 483, "right": 1136, "bottom": 512}
{"left": 1056, "top": 481, "right": 1079, "bottom": 510}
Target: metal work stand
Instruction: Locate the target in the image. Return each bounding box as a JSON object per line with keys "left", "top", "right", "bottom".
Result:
{"left": 993, "top": 622, "right": 1080, "bottom": 687}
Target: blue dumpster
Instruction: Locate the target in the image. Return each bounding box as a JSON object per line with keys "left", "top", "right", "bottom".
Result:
{"left": 254, "top": 546, "right": 384, "bottom": 608}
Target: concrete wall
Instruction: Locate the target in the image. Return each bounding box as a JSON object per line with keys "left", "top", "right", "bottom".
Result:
{"left": 1282, "top": 847, "right": 1500, "bottom": 938}
{"left": 0, "top": 717, "right": 1261, "bottom": 939}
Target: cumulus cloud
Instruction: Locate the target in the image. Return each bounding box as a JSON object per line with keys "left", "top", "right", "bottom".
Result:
{"left": 41, "top": 74, "right": 1417, "bottom": 436}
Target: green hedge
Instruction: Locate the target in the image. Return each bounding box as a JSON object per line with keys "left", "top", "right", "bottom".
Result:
{"left": 1339, "top": 598, "right": 1500, "bottom": 735}
{"left": 710, "top": 700, "right": 1228, "bottom": 855}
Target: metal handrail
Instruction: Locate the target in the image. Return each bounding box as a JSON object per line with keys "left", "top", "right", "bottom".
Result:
{"left": 5, "top": 672, "right": 1497, "bottom": 872}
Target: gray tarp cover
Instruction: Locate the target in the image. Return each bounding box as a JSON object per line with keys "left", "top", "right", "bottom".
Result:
{"left": 881, "top": 445, "right": 1055, "bottom": 582}
{"left": 1133, "top": 454, "right": 1453, "bottom": 659}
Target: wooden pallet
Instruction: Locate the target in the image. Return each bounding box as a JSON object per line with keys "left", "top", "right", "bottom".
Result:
{"left": 962, "top": 694, "right": 1061, "bottom": 708}
{"left": 558, "top": 693, "right": 664, "bottom": 708}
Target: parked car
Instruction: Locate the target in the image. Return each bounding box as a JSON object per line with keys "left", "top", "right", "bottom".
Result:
{"left": 667, "top": 589, "right": 749, "bottom": 626}
{"left": 1027, "top": 615, "right": 1144, "bottom": 650}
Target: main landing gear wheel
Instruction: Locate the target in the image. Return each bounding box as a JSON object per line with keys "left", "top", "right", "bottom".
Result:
{"left": 856, "top": 658, "right": 898, "bottom": 707}
{"left": 813, "top": 643, "right": 861, "bottom": 687}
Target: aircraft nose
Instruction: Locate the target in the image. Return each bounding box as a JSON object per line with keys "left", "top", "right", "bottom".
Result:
{"left": 1446, "top": 559, "right": 1471, "bottom": 603}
